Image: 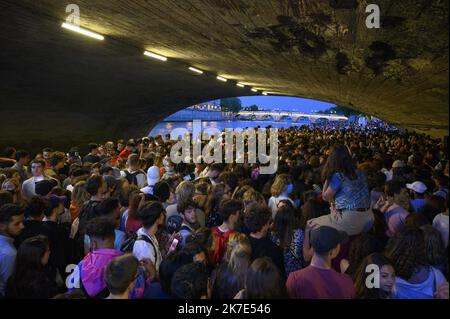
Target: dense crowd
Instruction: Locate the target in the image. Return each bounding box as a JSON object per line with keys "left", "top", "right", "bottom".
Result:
{"left": 0, "top": 122, "right": 448, "bottom": 299}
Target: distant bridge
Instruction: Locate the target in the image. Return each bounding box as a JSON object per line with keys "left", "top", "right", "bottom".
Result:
{"left": 235, "top": 111, "right": 348, "bottom": 123}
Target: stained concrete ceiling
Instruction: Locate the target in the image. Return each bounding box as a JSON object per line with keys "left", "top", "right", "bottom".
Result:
{"left": 0, "top": 0, "right": 448, "bottom": 151}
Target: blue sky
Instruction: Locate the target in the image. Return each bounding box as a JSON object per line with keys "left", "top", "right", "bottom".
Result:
{"left": 207, "top": 96, "right": 335, "bottom": 113}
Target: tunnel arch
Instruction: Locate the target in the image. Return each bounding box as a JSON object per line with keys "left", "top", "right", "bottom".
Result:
{"left": 0, "top": 1, "right": 448, "bottom": 152}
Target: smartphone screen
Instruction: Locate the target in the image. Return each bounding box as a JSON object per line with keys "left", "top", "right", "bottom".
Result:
{"left": 168, "top": 238, "right": 179, "bottom": 253}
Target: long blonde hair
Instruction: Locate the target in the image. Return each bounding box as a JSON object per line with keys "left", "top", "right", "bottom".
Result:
{"left": 270, "top": 174, "right": 291, "bottom": 197}
{"left": 224, "top": 233, "right": 251, "bottom": 264}
{"left": 72, "top": 181, "right": 90, "bottom": 207}
{"left": 224, "top": 234, "right": 251, "bottom": 284}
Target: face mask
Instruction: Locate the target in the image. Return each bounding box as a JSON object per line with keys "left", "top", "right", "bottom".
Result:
{"left": 286, "top": 183, "right": 294, "bottom": 194}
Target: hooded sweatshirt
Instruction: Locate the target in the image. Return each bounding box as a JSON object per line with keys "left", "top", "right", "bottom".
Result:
{"left": 79, "top": 248, "right": 123, "bottom": 298}
{"left": 72, "top": 248, "right": 148, "bottom": 299}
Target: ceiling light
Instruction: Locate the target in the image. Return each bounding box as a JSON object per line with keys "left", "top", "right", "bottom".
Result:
{"left": 144, "top": 51, "right": 168, "bottom": 61}
{"left": 189, "top": 66, "right": 203, "bottom": 74}
{"left": 262, "top": 92, "right": 268, "bottom": 95}
{"left": 236, "top": 82, "right": 245, "bottom": 88}
{"left": 189, "top": 67, "right": 203, "bottom": 74}
{"left": 216, "top": 76, "right": 227, "bottom": 82}
{"left": 61, "top": 22, "right": 104, "bottom": 40}
{"left": 251, "top": 88, "right": 258, "bottom": 92}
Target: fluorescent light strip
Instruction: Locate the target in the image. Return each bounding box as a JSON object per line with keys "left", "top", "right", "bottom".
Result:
{"left": 236, "top": 82, "right": 245, "bottom": 88}
{"left": 61, "top": 22, "right": 104, "bottom": 40}
{"left": 143, "top": 51, "right": 168, "bottom": 61}
{"left": 188, "top": 67, "right": 203, "bottom": 74}
{"left": 216, "top": 76, "right": 227, "bottom": 82}
{"left": 262, "top": 92, "right": 268, "bottom": 95}
{"left": 251, "top": 88, "right": 258, "bottom": 92}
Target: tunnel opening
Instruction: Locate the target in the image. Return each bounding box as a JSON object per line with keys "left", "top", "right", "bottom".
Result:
{"left": 147, "top": 96, "right": 394, "bottom": 139}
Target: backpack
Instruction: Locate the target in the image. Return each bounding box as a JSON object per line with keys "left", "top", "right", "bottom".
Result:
{"left": 74, "top": 200, "right": 101, "bottom": 260}
{"left": 78, "top": 200, "right": 101, "bottom": 235}
{"left": 124, "top": 170, "right": 144, "bottom": 186}
{"left": 166, "top": 214, "right": 183, "bottom": 234}
{"left": 120, "top": 233, "right": 159, "bottom": 265}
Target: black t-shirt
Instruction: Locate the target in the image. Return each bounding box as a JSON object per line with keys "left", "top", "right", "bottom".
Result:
{"left": 43, "top": 221, "right": 72, "bottom": 275}
{"left": 248, "top": 236, "right": 286, "bottom": 280}
{"left": 82, "top": 154, "right": 100, "bottom": 164}
{"left": 15, "top": 220, "right": 50, "bottom": 248}
{"left": 0, "top": 160, "right": 15, "bottom": 168}
{"left": 5, "top": 269, "right": 58, "bottom": 299}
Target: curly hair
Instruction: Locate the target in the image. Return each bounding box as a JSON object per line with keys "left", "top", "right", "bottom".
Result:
{"left": 421, "top": 225, "right": 447, "bottom": 270}
{"left": 353, "top": 253, "right": 393, "bottom": 299}
{"left": 244, "top": 203, "right": 271, "bottom": 234}
{"left": 346, "top": 234, "right": 382, "bottom": 276}
{"left": 384, "top": 227, "right": 426, "bottom": 280}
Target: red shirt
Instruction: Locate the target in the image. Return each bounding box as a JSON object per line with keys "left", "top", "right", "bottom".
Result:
{"left": 125, "top": 216, "right": 142, "bottom": 238}
{"left": 286, "top": 265, "right": 355, "bottom": 299}
{"left": 211, "top": 226, "right": 235, "bottom": 266}
{"left": 111, "top": 149, "right": 131, "bottom": 166}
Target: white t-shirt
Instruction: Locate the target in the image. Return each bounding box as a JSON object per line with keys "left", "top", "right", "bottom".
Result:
{"left": 132, "top": 227, "right": 162, "bottom": 271}
{"left": 392, "top": 267, "right": 447, "bottom": 299}
{"left": 433, "top": 213, "right": 449, "bottom": 248}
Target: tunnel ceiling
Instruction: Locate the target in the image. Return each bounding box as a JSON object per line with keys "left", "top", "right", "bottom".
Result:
{"left": 0, "top": 0, "right": 448, "bottom": 151}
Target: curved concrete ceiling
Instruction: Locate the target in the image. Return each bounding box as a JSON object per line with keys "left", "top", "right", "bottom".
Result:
{"left": 0, "top": 0, "right": 448, "bottom": 151}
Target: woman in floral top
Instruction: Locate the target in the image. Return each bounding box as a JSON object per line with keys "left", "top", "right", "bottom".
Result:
{"left": 269, "top": 203, "right": 304, "bottom": 275}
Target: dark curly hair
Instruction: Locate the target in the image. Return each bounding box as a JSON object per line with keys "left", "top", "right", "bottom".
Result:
{"left": 384, "top": 227, "right": 427, "bottom": 280}
{"left": 346, "top": 234, "right": 382, "bottom": 276}
{"left": 244, "top": 203, "right": 271, "bottom": 234}
{"left": 353, "top": 253, "right": 393, "bottom": 299}
{"left": 421, "top": 225, "right": 447, "bottom": 273}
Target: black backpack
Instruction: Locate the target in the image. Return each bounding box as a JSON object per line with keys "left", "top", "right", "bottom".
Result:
{"left": 74, "top": 200, "right": 101, "bottom": 261}
{"left": 124, "top": 170, "right": 144, "bottom": 186}
{"left": 120, "top": 233, "right": 159, "bottom": 265}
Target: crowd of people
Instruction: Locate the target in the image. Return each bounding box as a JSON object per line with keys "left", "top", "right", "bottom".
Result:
{"left": 0, "top": 122, "right": 448, "bottom": 299}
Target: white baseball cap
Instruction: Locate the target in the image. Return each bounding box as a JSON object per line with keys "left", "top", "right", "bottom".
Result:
{"left": 406, "top": 181, "right": 427, "bottom": 194}
{"left": 147, "top": 166, "right": 160, "bottom": 186}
